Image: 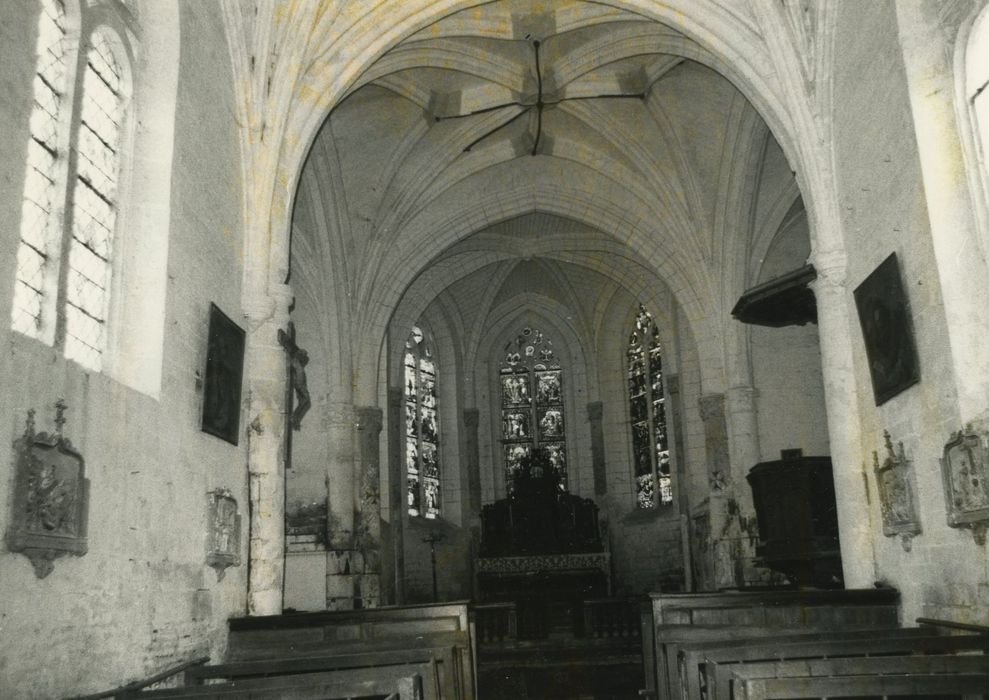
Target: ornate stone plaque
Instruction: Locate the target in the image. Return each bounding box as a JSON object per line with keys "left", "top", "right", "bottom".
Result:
{"left": 206, "top": 489, "right": 241, "bottom": 580}
{"left": 941, "top": 424, "right": 989, "bottom": 544}
{"left": 6, "top": 401, "right": 90, "bottom": 578}
{"left": 873, "top": 430, "right": 921, "bottom": 550}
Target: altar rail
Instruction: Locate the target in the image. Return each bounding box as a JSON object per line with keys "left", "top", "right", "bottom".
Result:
{"left": 471, "top": 596, "right": 644, "bottom": 644}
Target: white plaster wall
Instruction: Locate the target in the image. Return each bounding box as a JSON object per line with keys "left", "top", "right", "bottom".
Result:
{"left": 0, "top": 3, "right": 247, "bottom": 696}
{"left": 831, "top": 0, "right": 985, "bottom": 624}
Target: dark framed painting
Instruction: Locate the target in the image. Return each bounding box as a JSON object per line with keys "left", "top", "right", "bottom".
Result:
{"left": 201, "top": 303, "right": 246, "bottom": 445}
{"left": 853, "top": 253, "right": 920, "bottom": 406}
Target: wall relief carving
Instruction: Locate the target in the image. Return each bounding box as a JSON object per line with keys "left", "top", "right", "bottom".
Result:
{"left": 873, "top": 430, "right": 921, "bottom": 551}
{"left": 941, "top": 423, "right": 989, "bottom": 545}
{"left": 6, "top": 401, "right": 90, "bottom": 578}
{"left": 206, "top": 489, "right": 241, "bottom": 580}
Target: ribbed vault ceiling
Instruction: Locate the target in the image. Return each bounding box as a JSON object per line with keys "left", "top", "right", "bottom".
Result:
{"left": 291, "top": 0, "right": 802, "bottom": 389}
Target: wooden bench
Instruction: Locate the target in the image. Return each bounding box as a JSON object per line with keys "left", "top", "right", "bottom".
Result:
{"left": 646, "top": 588, "right": 900, "bottom": 700}
{"left": 717, "top": 653, "right": 989, "bottom": 700}
{"left": 732, "top": 671, "right": 989, "bottom": 699}
{"left": 182, "top": 648, "right": 455, "bottom": 700}
{"left": 689, "top": 631, "right": 989, "bottom": 700}
{"left": 226, "top": 602, "right": 474, "bottom": 700}
{"left": 131, "top": 666, "right": 424, "bottom": 699}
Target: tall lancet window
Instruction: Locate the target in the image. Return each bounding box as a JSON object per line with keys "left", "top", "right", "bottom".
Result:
{"left": 12, "top": 0, "right": 69, "bottom": 340}
{"left": 627, "top": 305, "right": 672, "bottom": 508}
{"left": 405, "top": 326, "right": 440, "bottom": 518}
{"left": 500, "top": 325, "right": 567, "bottom": 493}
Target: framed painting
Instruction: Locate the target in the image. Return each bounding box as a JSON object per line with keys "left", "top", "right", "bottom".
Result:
{"left": 853, "top": 253, "right": 920, "bottom": 405}
{"left": 201, "top": 303, "right": 246, "bottom": 445}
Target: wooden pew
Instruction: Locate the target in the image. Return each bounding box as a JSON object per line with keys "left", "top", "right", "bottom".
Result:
{"left": 733, "top": 671, "right": 989, "bottom": 699}
{"left": 647, "top": 588, "right": 899, "bottom": 700}
{"left": 131, "top": 666, "right": 424, "bottom": 699}
{"left": 716, "top": 653, "right": 989, "bottom": 700}
{"left": 226, "top": 602, "right": 474, "bottom": 700}
{"left": 182, "top": 647, "right": 452, "bottom": 700}
{"left": 689, "top": 632, "right": 989, "bottom": 700}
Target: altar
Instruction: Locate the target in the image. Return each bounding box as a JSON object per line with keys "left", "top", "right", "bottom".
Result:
{"left": 475, "top": 450, "right": 610, "bottom": 602}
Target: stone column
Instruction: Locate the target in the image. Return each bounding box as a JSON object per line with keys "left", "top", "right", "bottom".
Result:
{"left": 355, "top": 406, "right": 383, "bottom": 607}
{"left": 811, "top": 249, "right": 876, "bottom": 588}
{"left": 698, "top": 394, "right": 730, "bottom": 484}
{"left": 896, "top": 1, "right": 989, "bottom": 424}
{"left": 387, "top": 386, "right": 404, "bottom": 604}
{"left": 725, "top": 385, "right": 761, "bottom": 582}
{"left": 698, "top": 393, "right": 738, "bottom": 589}
{"left": 244, "top": 284, "right": 292, "bottom": 615}
{"left": 463, "top": 408, "right": 481, "bottom": 517}
{"left": 587, "top": 402, "right": 607, "bottom": 496}
{"left": 324, "top": 401, "right": 356, "bottom": 610}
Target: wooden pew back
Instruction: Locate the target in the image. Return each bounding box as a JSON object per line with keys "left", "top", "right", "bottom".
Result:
{"left": 734, "top": 671, "right": 989, "bottom": 699}
{"left": 226, "top": 602, "right": 473, "bottom": 700}
{"left": 717, "top": 653, "right": 989, "bottom": 700}
{"left": 647, "top": 588, "right": 899, "bottom": 700}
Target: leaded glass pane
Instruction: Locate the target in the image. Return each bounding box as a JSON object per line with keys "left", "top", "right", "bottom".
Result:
{"left": 538, "top": 407, "right": 564, "bottom": 439}
{"left": 502, "top": 374, "right": 530, "bottom": 406}
{"left": 629, "top": 305, "right": 673, "bottom": 507}
{"left": 406, "top": 326, "right": 440, "bottom": 517}
{"left": 504, "top": 444, "right": 531, "bottom": 492}
{"left": 502, "top": 410, "right": 530, "bottom": 440}
{"left": 545, "top": 442, "right": 567, "bottom": 482}
{"left": 13, "top": 0, "right": 66, "bottom": 340}
{"left": 500, "top": 325, "right": 567, "bottom": 492}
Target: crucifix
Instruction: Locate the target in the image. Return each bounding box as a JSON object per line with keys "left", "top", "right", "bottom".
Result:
{"left": 422, "top": 532, "right": 445, "bottom": 602}
{"left": 277, "top": 321, "right": 312, "bottom": 469}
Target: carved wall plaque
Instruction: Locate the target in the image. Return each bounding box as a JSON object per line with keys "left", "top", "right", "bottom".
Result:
{"left": 873, "top": 430, "right": 921, "bottom": 550}
{"left": 206, "top": 489, "right": 241, "bottom": 579}
{"left": 941, "top": 424, "right": 989, "bottom": 544}
{"left": 6, "top": 401, "right": 90, "bottom": 578}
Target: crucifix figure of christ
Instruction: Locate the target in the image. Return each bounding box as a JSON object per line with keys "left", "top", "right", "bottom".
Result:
{"left": 277, "top": 321, "right": 312, "bottom": 432}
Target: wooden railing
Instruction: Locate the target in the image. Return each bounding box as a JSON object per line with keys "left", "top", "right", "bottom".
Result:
{"left": 70, "top": 655, "right": 210, "bottom": 699}
{"left": 582, "top": 596, "right": 645, "bottom": 640}
{"left": 472, "top": 602, "right": 517, "bottom": 644}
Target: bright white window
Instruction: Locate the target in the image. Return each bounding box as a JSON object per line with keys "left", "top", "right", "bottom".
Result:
{"left": 12, "top": 0, "right": 68, "bottom": 340}
{"left": 968, "top": 9, "right": 989, "bottom": 195}
{"left": 65, "top": 32, "right": 124, "bottom": 370}
{"left": 11, "top": 2, "right": 130, "bottom": 374}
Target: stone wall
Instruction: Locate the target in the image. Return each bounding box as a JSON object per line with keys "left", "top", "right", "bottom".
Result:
{"left": 0, "top": 3, "right": 247, "bottom": 696}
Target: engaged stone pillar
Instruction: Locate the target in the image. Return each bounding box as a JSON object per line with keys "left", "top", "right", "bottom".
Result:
{"left": 812, "top": 250, "right": 875, "bottom": 588}
{"left": 325, "top": 401, "right": 357, "bottom": 610}
{"left": 725, "top": 385, "right": 761, "bottom": 581}
{"left": 387, "top": 387, "right": 404, "bottom": 604}
{"left": 355, "top": 406, "right": 383, "bottom": 607}
{"left": 896, "top": 1, "right": 989, "bottom": 423}
{"left": 463, "top": 408, "right": 481, "bottom": 518}
{"left": 698, "top": 393, "right": 738, "bottom": 588}
{"left": 245, "top": 285, "right": 292, "bottom": 615}
{"left": 587, "top": 402, "right": 607, "bottom": 496}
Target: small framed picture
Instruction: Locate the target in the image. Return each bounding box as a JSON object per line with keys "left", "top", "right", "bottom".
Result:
{"left": 201, "top": 303, "right": 246, "bottom": 445}
{"left": 853, "top": 253, "right": 920, "bottom": 406}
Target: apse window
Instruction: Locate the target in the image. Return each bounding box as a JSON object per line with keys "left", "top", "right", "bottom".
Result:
{"left": 627, "top": 305, "right": 672, "bottom": 508}
{"left": 500, "top": 325, "right": 567, "bottom": 493}
{"left": 405, "top": 325, "right": 441, "bottom": 518}
{"left": 11, "top": 3, "right": 130, "bottom": 374}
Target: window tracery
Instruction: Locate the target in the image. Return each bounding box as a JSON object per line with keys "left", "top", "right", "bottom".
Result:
{"left": 627, "top": 305, "right": 672, "bottom": 508}
{"left": 405, "top": 326, "right": 440, "bottom": 518}
{"left": 500, "top": 325, "right": 567, "bottom": 493}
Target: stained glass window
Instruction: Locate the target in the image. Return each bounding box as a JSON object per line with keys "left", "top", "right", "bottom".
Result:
{"left": 65, "top": 32, "right": 125, "bottom": 371}
{"left": 405, "top": 325, "right": 440, "bottom": 518}
{"left": 12, "top": 0, "right": 68, "bottom": 340}
{"left": 500, "top": 325, "right": 567, "bottom": 493}
{"left": 628, "top": 305, "right": 672, "bottom": 508}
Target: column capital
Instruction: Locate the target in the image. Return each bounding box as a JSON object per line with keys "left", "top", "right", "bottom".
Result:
{"left": 243, "top": 282, "right": 294, "bottom": 326}
{"left": 356, "top": 406, "right": 383, "bottom": 434}
{"left": 809, "top": 248, "right": 848, "bottom": 290}
{"left": 463, "top": 407, "right": 480, "bottom": 428}
{"left": 698, "top": 393, "right": 725, "bottom": 422}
